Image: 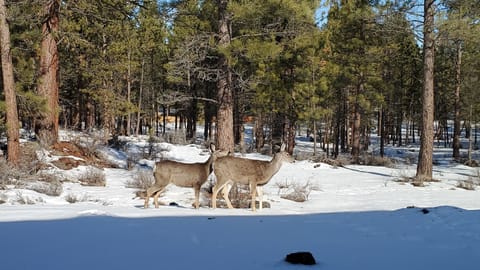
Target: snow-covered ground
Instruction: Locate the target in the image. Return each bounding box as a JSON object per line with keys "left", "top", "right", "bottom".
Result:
{"left": 1, "top": 130, "right": 479, "bottom": 270}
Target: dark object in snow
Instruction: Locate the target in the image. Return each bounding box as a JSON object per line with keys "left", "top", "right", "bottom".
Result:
{"left": 285, "top": 251, "right": 316, "bottom": 265}
{"left": 169, "top": 202, "right": 179, "bottom": 207}
{"left": 421, "top": 208, "right": 430, "bottom": 214}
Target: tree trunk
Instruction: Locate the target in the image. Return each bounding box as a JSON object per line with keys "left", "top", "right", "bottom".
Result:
{"left": 126, "top": 49, "right": 132, "bottom": 136}
{"left": 136, "top": 59, "right": 145, "bottom": 136}
{"left": 379, "top": 108, "right": 385, "bottom": 157}
{"left": 0, "top": 0, "right": 20, "bottom": 165}
{"left": 416, "top": 0, "right": 435, "bottom": 182}
{"left": 351, "top": 107, "right": 361, "bottom": 163}
{"left": 255, "top": 114, "right": 265, "bottom": 151}
{"left": 35, "top": 0, "right": 60, "bottom": 147}
{"left": 452, "top": 42, "right": 462, "bottom": 160}
{"left": 286, "top": 120, "right": 296, "bottom": 155}
{"left": 215, "top": 0, "right": 234, "bottom": 152}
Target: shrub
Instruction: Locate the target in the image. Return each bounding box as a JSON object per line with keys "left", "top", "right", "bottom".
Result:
{"left": 15, "top": 191, "right": 36, "bottom": 205}
{"left": 19, "top": 142, "right": 44, "bottom": 174}
{"left": 456, "top": 171, "right": 480, "bottom": 190}
{"left": 0, "top": 157, "right": 29, "bottom": 186}
{"left": 65, "top": 193, "right": 79, "bottom": 203}
{"left": 126, "top": 151, "right": 142, "bottom": 170}
{"left": 78, "top": 167, "right": 106, "bottom": 186}
{"left": 277, "top": 180, "right": 319, "bottom": 202}
{"left": 31, "top": 180, "right": 63, "bottom": 197}
{"left": 0, "top": 193, "right": 7, "bottom": 204}
{"left": 64, "top": 193, "right": 91, "bottom": 203}
{"left": 362, "top": 155, "right": 395, "bottom": 168}
{"left": 456, "top": 180, "right": 477, "bottom": 190}
{"left": 125, "top": 170, "right": 155, "bottom": 190}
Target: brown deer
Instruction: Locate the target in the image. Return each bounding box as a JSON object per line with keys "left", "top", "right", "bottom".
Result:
{"left": 211, "top": 144, "right": 293, "bottom": 211}
{"left": 144, "top": 144, "right": 224, "bottom": 208}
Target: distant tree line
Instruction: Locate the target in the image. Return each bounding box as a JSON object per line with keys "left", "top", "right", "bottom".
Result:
{"left": 0, "top": 0, "right": 479, "bottom": 182}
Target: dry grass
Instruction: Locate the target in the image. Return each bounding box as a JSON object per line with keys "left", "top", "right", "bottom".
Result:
{"left": 456, "top": 170, "right": 480, "bottom": 190}
{"left": 78, "top": 167, "right": 106, "bottom": 186}
{"left": 456, "top": 180, "right": 477, "bottom": 190}
{"left": 31, "top": 179, "right": 63, "bottom": 197}
{"left": 277, "top": 180, "right": 319, "bottom": 202}
{"left": 64, "top": 193, "right": 91, "bottom": 203}
{"left": 125, "top": 170, "right": 155, "bottom": 190}
{"left": 361, "top": 154, "right": 395, "bottom": 168}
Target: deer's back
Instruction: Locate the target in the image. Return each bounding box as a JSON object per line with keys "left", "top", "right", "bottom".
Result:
{"left": 214, "top": 156, "right": 269, "bottom": 184}
{"left": 154, "top": 160, "right": 209, "bottom": 187}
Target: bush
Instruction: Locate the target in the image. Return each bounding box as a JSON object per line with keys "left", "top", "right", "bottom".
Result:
{"left": 0, "top": 193, "right": 7, "bottom": 204}
{"left": 78, "top": 167, "right": 106, "bottom": 186}
{"left": 19, "top": 142, "right": 44, "bottom": 174}
{"left": 277, "top": 180, "right": 319, "bottom": 202}
{"left": 126, "top": 151, "right": 142, "bottom": 170}
{"left": 125, "top": 170, "right": 155, "bottom": 190}
{"left": 362, "top": 154, "right": 395, "bottom": 168}
{"left": 456, "top": 180, "right": 477, "bottom": 190}
{"left": 457, "top": 170, "right": 480, "bottom": 190}
{"left": 15, "top": 191, "right": 36, "bottom": 205}
{"left": 31, "top": 176, "right": 63, "bottom": 197}
{"left": 0, "top": 158, "right": 15, "bottom": 186}
{"left": 31, "top": 182, "right": 63, "bottom": 197}
{"left": 65, "top": 193, "right": 79, "bottom": 203}
{"left": 64, "top": 193, "right": 90, "bottom": 203}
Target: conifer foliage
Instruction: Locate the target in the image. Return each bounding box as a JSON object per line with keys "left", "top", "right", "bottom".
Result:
{"left": 0, "top": 0, "right": 479, "bottom": 167}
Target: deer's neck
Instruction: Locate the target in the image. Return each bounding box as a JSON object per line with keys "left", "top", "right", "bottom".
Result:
{"left": 258, "top": 154, "right": 283, "bottom": 184}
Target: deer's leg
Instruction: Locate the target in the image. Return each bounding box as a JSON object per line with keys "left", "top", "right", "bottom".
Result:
{"left": 250, "top": 182, "right": 257, "bottom": 211}
{"left": 211, "top": 183, "right": 221, "bottom": 209}
{"left": 222, "top": 182, "right": 234, "bottom": 209}
{"left": 152, "top": 189, "right": 161, "bottom": 208}
{"left": 257, "top": 186, "right": 264, "bottom": 210}
{"left": 145, "top": 186, "right": 163, "bottom": 208}
{"left": 144, "top": 186, "right": 156, "bottom": 208}
{"left": 193, "top": 186, "right": 200, "bottom": 209}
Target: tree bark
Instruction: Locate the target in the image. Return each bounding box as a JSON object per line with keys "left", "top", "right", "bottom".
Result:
{"left": 126, "top": 49, "right": 132, "bottom": 136}
{"left": 0, "top": 0, "right": 20, "bottom": 165}
{"left": 215, "top": 0, "right": 234, "bottom": 152}
{"left": 35, "top": 0, "right": 60, "bottom": 147}
{"left": 136, "top": 59, "right": 145, "bottom": 136}
{"left": 416, "top": 0, "right": 435, "bottom": 182}
{"left": 452, "top": 42, "right": 462, "bottom": 159}
{"left": 255, "top": 114, "right": 265, "bottom": 151}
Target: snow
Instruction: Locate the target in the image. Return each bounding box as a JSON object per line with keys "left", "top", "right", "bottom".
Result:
{"left": 1, "top": 131, "right": 480, "bottom": 270}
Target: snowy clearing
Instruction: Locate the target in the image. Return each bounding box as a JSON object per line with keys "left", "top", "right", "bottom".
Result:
{"left": 1, "top": 132, "right": 479, "bottom": 270}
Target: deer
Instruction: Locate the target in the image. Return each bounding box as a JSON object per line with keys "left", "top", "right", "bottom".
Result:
{"left": 211, "top": 144, "right": 294, "bottom": 211}
{"left": 144, "top": 144, "right": 224, "bottom": 209}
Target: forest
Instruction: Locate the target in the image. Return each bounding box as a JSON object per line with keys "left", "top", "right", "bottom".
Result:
{"left": 0, "top": 0, "right": 479, "bottom": 183}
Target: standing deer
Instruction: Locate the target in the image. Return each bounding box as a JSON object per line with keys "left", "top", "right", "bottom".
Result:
{"left": 211, "top": 144, "right": 294, "bottom": 211}
{"left": 144, "top": 144, "right": 221, "bottom": 209}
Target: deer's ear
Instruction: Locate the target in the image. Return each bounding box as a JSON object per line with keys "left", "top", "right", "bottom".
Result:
{"left": 280, "top": 143, "right": 286, "bottom": 152}
{"left": 209, "top": 143, "right": 216, "bottom": 152}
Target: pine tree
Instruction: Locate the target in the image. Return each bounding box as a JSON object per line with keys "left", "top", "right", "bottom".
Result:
{"left": 0, "top": 0, "right": 20, "bottom": 165}
{"left": 229, "top": 0, "right": 320, "bottom": 153}
{"left": 216, "top": 0, "right": 234, "bottom": 152}
{"left": 326, "top": 0, "right": 382, "bottom": 162}
{"left": 416, "top": 0, "right": 435, "bottom": 182}
{"left": 35, "top": 0, "right": 60, "bottom": 147}
{"left": 438, "top": 0, "right": 480, "bottom": 159}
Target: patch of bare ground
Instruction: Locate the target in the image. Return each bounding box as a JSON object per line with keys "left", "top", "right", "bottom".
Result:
{"left": 50, "top": 141, "right": 117, "bottom": 169}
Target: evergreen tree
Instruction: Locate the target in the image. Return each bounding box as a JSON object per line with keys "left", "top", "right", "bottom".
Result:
{"left": 416, "top": 0, "right": 436, "bottom": 182}
{"left": 326, "top": 0, "right": 382, "bottom": 162}
{"left": 35, "top": 0, "right": 60, "bottom": 147}
{"left": 0, "top": 0, "right": 20, "bottom": 165}
{"left": 438, "top": 0, "right": 480, "bottom": 159}
{"left": 229, "top": 0, "right": 320, "bottom": 153}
